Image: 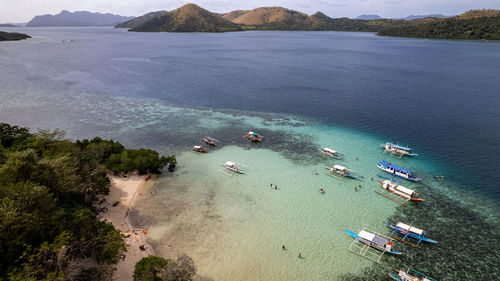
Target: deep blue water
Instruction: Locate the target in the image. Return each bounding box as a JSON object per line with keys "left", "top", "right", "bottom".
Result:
{"left": 1, "top": 27, "right": 499, "bottom": 198}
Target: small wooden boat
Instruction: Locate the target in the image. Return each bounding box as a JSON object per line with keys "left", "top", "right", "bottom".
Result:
{"left": 345, "top": 228, "right": 402, "bottom": 264}
{"left": 376, "top": 179, "right": 423, "bottom": 205}
{"left": 242, "top": 131, "right": 263, "bottom": 142}
{"left": 192, "top": 145, "right": 208, "bottom": 153}
{"left": 325, "top": 165, "right": 359, "bottom": 179}
{"left": 381, "top": 142, "right": 418, "bottom": 158}
{"left": 388, "top": 268, "right": 436, "bottom": 281}
{"left": 377, "top": 160, "right": 422, "bottom": 182}
{"left": 384, "top": 222, "right": 438, "bottom": 246}
{"left": 223, "top": 161, "right": 245, "bottom": 174}
{"left": 203, "top": 136, "right": 220, "bottom": 146}
{"left": 318, "top": 147, "right": 341, "bottom": 159}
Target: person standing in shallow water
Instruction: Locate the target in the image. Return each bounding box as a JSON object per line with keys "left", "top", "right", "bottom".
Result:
{"left": 282, "top": 245, "right": 286, "bottom": 250}
{"left": 298, "top": 252, "right": 302, "bottom": 258}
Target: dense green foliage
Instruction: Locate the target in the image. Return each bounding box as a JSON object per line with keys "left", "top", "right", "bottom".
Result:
{"left": 0, "top": 31, "right": 31, "bottom": 41}
{"left": 378, "top": 14, "right": 500, "bottom": 40}
{"left": 134, "top": 255, "right": 196, "bottom": 281}
{"left": 0, "top": 123, "right": 174, "bottom": 280}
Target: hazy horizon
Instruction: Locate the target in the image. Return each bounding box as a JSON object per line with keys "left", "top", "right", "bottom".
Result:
{"left": 1, "top": 0, "right": 499, "bottom": 23}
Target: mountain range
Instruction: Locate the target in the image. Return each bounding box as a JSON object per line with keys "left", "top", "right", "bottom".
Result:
{"left": 118, "top": 4, "right": 422, "bottom": 32}
{"left": 27, "top": 10, "right": 134, "bottom": 27}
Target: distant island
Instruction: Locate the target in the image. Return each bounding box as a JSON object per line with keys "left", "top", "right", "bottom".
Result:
{"left": 0, "top": 31, "right": 30, "bottom": 41}
{"left": 27, "top": 10, "right": 134, "bottom": 27}
{"left": 0, "top": 24, "right": 15, "bottom": 27}
{"left": 378, "top": 10, "right": 500, "bottom": 40}
{"left": 118, "top": 4, "right": 419, "bottom": 33}
{"left": 115, "top": 4, "right": 500, "bottom": 40}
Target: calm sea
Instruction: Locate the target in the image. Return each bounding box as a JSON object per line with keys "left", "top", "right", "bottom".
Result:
{"left": 1, "top": 27, "right": 500, "bottom": 279}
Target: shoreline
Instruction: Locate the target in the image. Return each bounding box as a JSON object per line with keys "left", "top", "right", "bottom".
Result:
{"left": 97, "top": 174, "right": 156, "bottom": 281}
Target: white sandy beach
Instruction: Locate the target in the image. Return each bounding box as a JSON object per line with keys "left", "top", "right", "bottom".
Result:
{"left": 98, "top": 174, "right": 155, "bottom": 281}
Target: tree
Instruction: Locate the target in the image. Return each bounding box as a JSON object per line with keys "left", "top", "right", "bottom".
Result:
{"left": 134, "top": 256, "right": 169, "bottom": 281}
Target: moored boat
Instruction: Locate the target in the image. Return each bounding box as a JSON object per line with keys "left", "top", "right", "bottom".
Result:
{"left": 223, "top": 161, "right": 245, "bottom": 174}
{"left": 203, "top": 136, "right": 220, "bottom": 146}
{"left": 377, "top": 180, "right": 424, "bottom": 204}
{"left": 325, "top": 164, "right": 359, "bottom": 179}
{"left": 345, "top": 228, "right": 402, "bottom": 263}
{"left": 384, "top": 222, "right": 438, "bottom": 246}
{"left": 242, "top": 131, "right": 263, "bottom": 142}
{"left": 388, "top": 268, "right": 436, "bottom": 281}
{"left": 318, "top": 147, "right": 341, "bottom": 159}
{"left": 382, "top": 142, "right": 418, "bottom": 157}
{"left": 377, "top": 160, "right": 422, "bottom": 182}
{"left": 192, "top": 145, "right": 208, "bottom": 153}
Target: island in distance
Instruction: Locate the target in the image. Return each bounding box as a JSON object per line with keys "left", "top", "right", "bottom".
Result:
{"left": 116, "top": 4, "right": 500, "bottom": 40}
{"left": 27, "top": 10, "right": 134, "bottom": 27}
{"left": 0, "top": 31, "right": 31, "bottom": 41}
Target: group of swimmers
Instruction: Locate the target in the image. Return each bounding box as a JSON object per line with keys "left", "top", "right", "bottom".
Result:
{"left": 270, "top": 183, "right": 278, "bottom": 189}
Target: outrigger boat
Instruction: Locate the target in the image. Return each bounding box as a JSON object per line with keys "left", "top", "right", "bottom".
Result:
{"left": 318, "top": 147, "right": 342, "bottom": 159}
{"left": 345, "top": 228, "right": 402, "bottom": 264}
{"left": 203, "top": 136, "right": 220, "bottom": 147}
{"left": 381, "top": 142, "right": 418, "bottom": 158}
{"left": 384, "top": 222, "right": 438, "bottom": 246}
{"left": 324, "top": 165, "right": 359, "bottom": 179}
{"left": 222, "top": 161, "right": 245, "bottom": 174}
{"left": 388, "top": 268, "right": 436, "bottom": 281}
{"left": 376, "top": 179, "right": 424, "bottom": 205}
{"left": 377, "top": 160, "right": 422, "bottom": 182}
{"left": 192, "top": 145, "right": 208, "bottom": 153}
{"left": 242, "top": 131, "right": 263, "bottom": 142}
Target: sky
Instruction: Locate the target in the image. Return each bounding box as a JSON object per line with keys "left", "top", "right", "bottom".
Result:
{"left": 1, "top": 0, "right": 499, "bottom": 23}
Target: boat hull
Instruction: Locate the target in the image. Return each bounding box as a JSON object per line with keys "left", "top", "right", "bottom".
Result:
{"left": 344, "top": 229, "right": 402, "bottom": 255}
{"left": 383, "top": 222, "right": 438, "bottom": 244}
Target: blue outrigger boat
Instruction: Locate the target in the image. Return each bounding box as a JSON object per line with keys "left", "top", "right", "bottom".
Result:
{"left": 344, "top": 228, "right": 401, "bottom": 263}
{"left": 384, "top": 222, "right": 438, "bottom": 247}
{"left": 388, "top": 268, "right": 436, "bottom": 281}
{"left": 377, "top": 161, "right": 422, "bottom": 182}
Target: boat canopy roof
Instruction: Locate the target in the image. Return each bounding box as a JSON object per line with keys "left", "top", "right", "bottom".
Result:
{"left": 379, "top": 160, "right": 414, "bottom": 174}
{"left": 396, "top": 222, "right": 424, "bottom": 235}
{"left": 386, "top": 142, "right": 412, "bottom": 151}
{"left": 333, "top": 164, "right": 346, "bottom": 171}
{"left": 194, "top": 145, "right": 201, "bottom": 149}
{"left": 395, "top": 185, "right": 414, "bottom": 196}
{"left": 323, "top": 148, "right": 337, "bottom": 154}
{"left": 225, "top": 161, "right": 235, "bottom": 166}
{"left": 358, "top": 230, "right": 375, "bottom": 242}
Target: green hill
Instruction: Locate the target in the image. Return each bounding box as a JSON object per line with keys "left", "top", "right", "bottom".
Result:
{"left": 378, "top": 10, "right": 500, "bottom": 40}
{"left": 115, "top": 11, "right": 168, "bottom": 28}
{"left": 0, "top": 31, "right": 31, "bottom": 41}
{"left": 131, "top": 4, "right": 241, "bottom": 32}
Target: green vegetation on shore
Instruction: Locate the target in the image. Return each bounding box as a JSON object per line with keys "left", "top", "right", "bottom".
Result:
{"left": 0, "top": 31, "right": 30, "bottom": 41}
{"left": 133, "top": 255, "right": 196, "bottom": 281}
{"left": 378, "top": 10, "right": 500, "bottom": 40}
{"left": 117, "top": 4, "right": 500, "bottom": 40}
{"left": 0, "top": 123, "right": 175, "bottom": 280}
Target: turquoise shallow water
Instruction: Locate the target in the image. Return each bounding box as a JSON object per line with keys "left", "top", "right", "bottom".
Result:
{"left": 1, "top": 28, "right": 499, "bottom": 280}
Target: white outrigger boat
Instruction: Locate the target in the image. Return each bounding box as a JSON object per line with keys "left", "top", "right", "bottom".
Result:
{"left": 345, "top": 228, "right": 402, "bottom": 264}
{"left": 221, "top": 161, "right": 245, "bottom": 174}
{"left": 376, "top": 179, "right": 424, "bottom": 205}
{"left": 381, "top": 142, "right": 418, "bottom": 158}
{"left": 388, "top": 268, "right": 436, "bottom": 281}
{"left": 324, "top": 165, "right": 360, "bottom": 179}
{"left": 318, "top": 147, "right": 342, "bottom": 159}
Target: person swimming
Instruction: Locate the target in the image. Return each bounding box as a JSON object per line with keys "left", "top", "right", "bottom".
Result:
{"left": 320, "top": 188, "right": 324, "bottom": 193}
